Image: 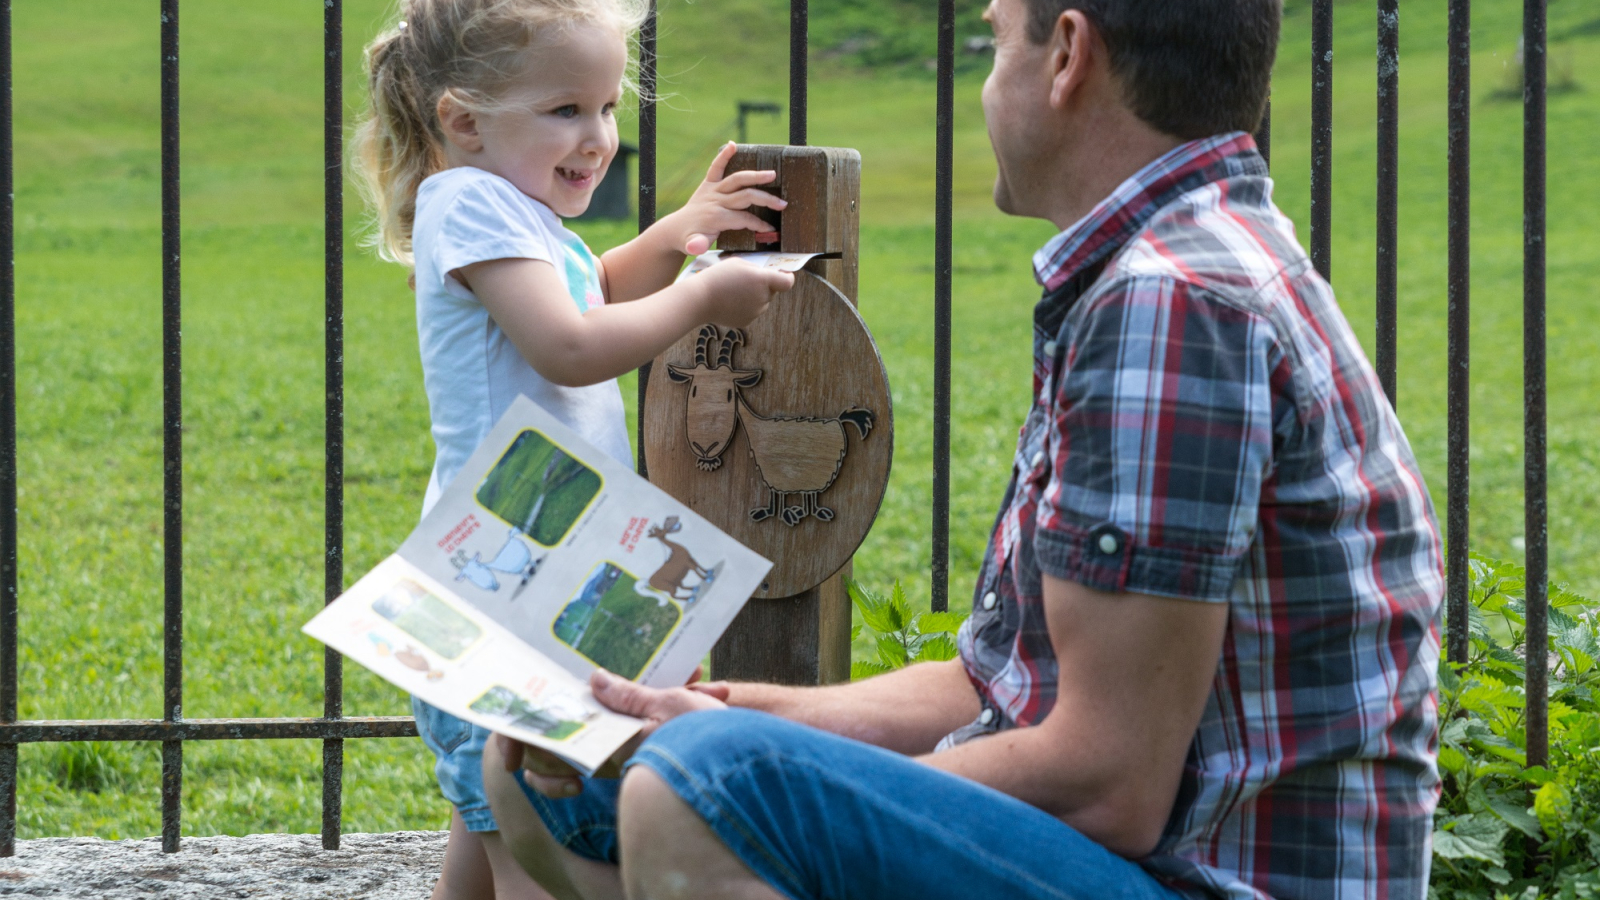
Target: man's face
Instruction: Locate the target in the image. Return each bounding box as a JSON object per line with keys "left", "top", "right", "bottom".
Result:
{"left": 981, "top": 0, "right": 1055, "bottom": 218}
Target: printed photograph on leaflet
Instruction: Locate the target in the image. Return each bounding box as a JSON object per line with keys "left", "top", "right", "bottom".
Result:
{"left": 304, "top": 395, "right": 773, "bottom": 774}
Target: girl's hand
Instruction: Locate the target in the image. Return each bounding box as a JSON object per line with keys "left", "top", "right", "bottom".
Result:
{"left": 670, "top": 142, "right": 788, "bottom": 256}
{"left": 689, "top": 257, "right": 794, "bottom": 328}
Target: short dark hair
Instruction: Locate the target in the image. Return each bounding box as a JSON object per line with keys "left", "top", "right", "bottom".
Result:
{"left": 1024, "top": 0, "right": 1279, "bottom": 139}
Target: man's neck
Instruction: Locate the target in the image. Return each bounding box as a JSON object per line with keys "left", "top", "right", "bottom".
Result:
{"left": 1046, "top": 114, "right": 1184, "bottom": 231}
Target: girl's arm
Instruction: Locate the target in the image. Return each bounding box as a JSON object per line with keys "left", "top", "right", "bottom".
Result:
{"left": 459, "top": 253, "right": 791, "bottom": 388}
{"left": 598, "top": 142, "right": 787, "bottom": 304}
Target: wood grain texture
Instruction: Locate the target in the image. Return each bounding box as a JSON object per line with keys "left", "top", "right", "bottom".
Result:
{"left": 710, "top": 563, "right": 851, "bottom": 685}
{"left": 645, "top": 272, "right": 891, "bottom": 598}
{"left": 650, "top": 145, "right": 871, "bottom": 685}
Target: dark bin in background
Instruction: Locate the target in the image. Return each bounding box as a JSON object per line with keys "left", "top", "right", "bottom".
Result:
{"left": 577, "top": 142, "right": 637, "bottom": 221}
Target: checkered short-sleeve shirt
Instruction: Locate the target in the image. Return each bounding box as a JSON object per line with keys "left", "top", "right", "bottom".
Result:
{"left": 943, "top": 133, "right": 1444, "bottom": 900}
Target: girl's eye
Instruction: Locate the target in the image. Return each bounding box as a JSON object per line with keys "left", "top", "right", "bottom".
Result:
{"left": 553, "top": 105, "right": 578, "bottom": 118}
{"left": 602, "top": 103, "right": 616, "bottom": 116}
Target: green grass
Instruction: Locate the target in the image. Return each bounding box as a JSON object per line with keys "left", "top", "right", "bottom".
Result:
{"left": 554, "top": 564, "right": 680, "bottom": 679}
{"left": 10, "top": 0, "right": 1600, "bottom": 839}
{"left": 475, "top": 429, "right": 603, "bottom": 546}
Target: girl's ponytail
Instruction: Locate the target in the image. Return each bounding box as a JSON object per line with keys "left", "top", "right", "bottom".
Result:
{"left": 354, "top": 21, "right": 445, "bottom": 266}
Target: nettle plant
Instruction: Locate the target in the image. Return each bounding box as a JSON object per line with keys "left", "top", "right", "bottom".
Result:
{"left": 846, "top": 579, "right": 967, "bottom": 680}
{"left": 1431, "top": 554, "right": 1600, "bottom": 899}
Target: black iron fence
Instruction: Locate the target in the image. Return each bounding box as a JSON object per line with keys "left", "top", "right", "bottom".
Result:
{"left": 0, "top": 0, "right": 1556, "bottom": 857}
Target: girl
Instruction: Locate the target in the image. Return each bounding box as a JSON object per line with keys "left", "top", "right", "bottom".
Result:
{"left": 354, "top": 1, "right": 792, "bottom": 897}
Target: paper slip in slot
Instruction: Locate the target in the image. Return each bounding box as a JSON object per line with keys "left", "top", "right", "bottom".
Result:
{"left": 676, "top": 250, "right": 821, "bottom": 282}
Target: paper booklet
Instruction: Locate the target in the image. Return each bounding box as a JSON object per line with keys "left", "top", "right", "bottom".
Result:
{"left": 303, "top": 395, "right": 773, "bottom": 775}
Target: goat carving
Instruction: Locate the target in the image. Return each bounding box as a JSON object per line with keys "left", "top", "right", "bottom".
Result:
{"left": 667, "top": 325, "right": 874, "bottom": 526}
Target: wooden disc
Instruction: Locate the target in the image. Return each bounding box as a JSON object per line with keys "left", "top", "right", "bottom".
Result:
{"left": 644, "top": 270, "right": 892, "bottom": 599}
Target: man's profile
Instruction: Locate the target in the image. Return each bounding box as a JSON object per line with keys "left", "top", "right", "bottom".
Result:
{"left": 483, "top": 2, "right": 1445, "bottom": 898}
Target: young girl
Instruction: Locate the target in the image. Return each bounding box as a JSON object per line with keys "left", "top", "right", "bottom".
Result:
{"left": 355, "top": 1, "right": 792, "bottom": 897}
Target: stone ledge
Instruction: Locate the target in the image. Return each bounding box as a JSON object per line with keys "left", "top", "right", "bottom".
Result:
{"left": 0, "top": 831, "right": 446, "bottom": 899}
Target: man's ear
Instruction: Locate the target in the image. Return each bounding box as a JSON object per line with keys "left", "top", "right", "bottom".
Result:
{"left": 436, "top": 91, "right": 484, "bottom": 154}
{"left": 1047, "top": 10, "right": 1100, "bottom": 110}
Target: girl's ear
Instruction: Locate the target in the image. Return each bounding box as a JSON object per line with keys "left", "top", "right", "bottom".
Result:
{"left": 436, "top": 92, "right": 484, "bottom": 154}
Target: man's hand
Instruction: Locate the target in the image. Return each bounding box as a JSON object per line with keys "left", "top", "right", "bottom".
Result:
{"left": 500, "top": 667, "right": 727, "bottom": 799}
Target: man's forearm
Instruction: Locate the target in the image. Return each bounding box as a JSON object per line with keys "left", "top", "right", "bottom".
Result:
{"left": 717, "top": 659, "right": 981, "bottom": 756}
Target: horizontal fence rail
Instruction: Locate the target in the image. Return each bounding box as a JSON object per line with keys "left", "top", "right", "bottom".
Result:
{"left": 0, "top": 0, "right": 1556, "bottom": 856}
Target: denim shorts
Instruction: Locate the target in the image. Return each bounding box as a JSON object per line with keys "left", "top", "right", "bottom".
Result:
{"left": 515, "top": 708, "right": 1190, "bottom": 900}
{"left": 412, "top": 696, "right": 497, "bottom": 832}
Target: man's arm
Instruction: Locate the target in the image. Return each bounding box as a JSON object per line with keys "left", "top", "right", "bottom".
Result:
{"left": 922, "top": 575, "right": 1227, "bottom": 858}
{"left": 715, "top": 659, "right": 982, "bottom": 756}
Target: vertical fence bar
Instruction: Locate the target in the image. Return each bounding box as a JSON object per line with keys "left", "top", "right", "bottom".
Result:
{"left": 931, "top": 0, "right": 953, "bottom": 613}
{"left": 0, "top": 0, "right": 14, "bottom": 861}
{"left": 789, "top": 0, "right": 807, "bottom": 146}
{"left": 1445, "top": 0, "right": 1471, "bottom": 666}
{"left": 321, "top": 0, "right": 344, "bottom": 852}
{"left": 159, "top": 0, "right": 184, "bottom": 854}
{"left": 634, "top": 0, "right": 656, "bottom": 477}
{"left": 1375, "top": 0, "right": 1399, "bottom": 408}
{"left": 1310, "top": 0, "right": 1333, "bottom": 281}
{"left": 1522, "top": 0, "right": 1548, "bottom": 772}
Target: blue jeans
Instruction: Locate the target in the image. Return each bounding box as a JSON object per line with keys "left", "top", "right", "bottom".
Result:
{"left": 413, "top": 696, "right": 497, "bottom": 831}
{"left": 515, "top": 708, "right": 1190, "bottom": 900}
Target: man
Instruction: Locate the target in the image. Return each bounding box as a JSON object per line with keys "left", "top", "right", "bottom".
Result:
{"left": 484, "top": 0, "right": 1445, "bottom": 897}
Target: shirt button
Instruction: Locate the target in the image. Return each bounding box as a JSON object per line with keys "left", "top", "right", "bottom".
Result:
{"left": 979, "top": 708, "right": 996, "bottom": 726}
{"left": 1098, "top": 533, "right": 1120, "bottom": 555}
{"left": 982, "top": 591, "right": 997, "bottom": 610}
{"left": 1031, "top": 450, "right": 1046, "bottom": 468}
{"left": 1043, "top": 340, "right": 1058, "bottom": 357}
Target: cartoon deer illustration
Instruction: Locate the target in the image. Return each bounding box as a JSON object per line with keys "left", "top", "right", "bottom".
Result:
{"left": 668, "top": 325, "right": 874, "bottom": 526}
{"left": 644, "top": 516, "right": 713, "bottom": 602}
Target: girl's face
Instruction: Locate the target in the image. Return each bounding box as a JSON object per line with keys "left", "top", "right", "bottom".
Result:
{"left": 475, "top": 23, "right": 626, "bottom": 217}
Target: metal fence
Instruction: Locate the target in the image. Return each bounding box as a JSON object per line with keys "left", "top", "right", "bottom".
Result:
{"left": 0, "top": 0, "right": 1556, "bottom": 858}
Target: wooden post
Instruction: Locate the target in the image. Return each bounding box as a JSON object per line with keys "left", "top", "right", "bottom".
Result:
{"left": 645, "top": 145, "right": 880, "bottom": 687}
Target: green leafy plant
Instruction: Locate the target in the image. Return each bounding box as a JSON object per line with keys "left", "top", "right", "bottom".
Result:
{"left": 1431, "top": 554, "right": 1600, "bottom": 899}
{"left": 847, "top": 579, "right": 969, "bottom": 680}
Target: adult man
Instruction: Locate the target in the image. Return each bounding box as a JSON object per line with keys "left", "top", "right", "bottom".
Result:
{"left": 485, "top": 0, "right": 1445, "bottom": 897}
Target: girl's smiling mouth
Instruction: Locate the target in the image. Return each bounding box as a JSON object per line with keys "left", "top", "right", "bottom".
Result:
{"left": 557, "top": 166, "right": 595, "bottom": 186}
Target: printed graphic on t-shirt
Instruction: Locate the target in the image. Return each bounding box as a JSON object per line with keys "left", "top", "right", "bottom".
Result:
{"left": 563, "top": 238, "right": 604, "bottom": 313}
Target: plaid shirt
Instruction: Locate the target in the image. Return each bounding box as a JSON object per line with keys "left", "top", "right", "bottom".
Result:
{"left": 943, "top": 133, "right": 1444, "bottom": 900}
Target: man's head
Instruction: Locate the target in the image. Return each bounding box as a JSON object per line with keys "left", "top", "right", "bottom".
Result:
{"left": 981, "top": 0, "right": 1279, "bottom": 224}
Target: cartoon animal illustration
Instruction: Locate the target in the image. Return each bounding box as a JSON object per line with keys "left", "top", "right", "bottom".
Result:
{"left": 642, "top": 516, "right": 716, "bottom": 602}
{"left": 452, "top": 527, "right": 545, "bottom": 598}
{"left": 667, "top": 325, "right": 875, "bottom": 526}
{"left": 394, "top": 644, "right": 444, "bottom": 680}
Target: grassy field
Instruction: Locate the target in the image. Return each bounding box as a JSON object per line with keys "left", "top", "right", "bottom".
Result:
{"left": 553, "top": 564, "right": 679, "bottom": 679}
{"left": 475, "top": 429, "right": 602, "bottom": 546}
{"left": 9, "top": 0, "right": 1600, "bottom": 839}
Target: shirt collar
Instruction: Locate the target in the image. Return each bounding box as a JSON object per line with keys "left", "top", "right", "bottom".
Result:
{"left": 1031, "top": 132, "right": 1265, "bottom": 293}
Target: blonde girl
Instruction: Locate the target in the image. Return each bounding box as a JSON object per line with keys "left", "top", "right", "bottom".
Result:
{"left": 355, "top": 1, "right": 791, "bottom": 897}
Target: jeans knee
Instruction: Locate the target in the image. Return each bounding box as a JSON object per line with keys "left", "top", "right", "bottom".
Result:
{"left": 637, "top": 708, "right": 796, "bottom": 781}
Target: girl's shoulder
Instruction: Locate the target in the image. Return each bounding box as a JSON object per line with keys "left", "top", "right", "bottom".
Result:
{"left": 418, "top": 167, "right": 562, "bottom": 232}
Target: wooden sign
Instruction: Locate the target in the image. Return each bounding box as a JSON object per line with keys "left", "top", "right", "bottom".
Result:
{"left": 646, "top": 272, "right": 891, "bottom": 599}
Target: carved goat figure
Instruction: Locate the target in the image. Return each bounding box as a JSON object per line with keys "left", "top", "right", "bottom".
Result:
{"left": 668, "top": 325, "right": 874, "bottom": 526}
{"left": 645, "top": 516, "right": 711, "bottom": 602}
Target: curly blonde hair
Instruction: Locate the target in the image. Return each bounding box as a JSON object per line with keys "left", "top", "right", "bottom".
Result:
{"left": 354, "top": 0, "right": 649, "bottom": 265}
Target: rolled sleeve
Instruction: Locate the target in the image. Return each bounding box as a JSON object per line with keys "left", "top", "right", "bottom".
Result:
{"left": 1034, "top": 276, "right": 1280, "bottom": 602}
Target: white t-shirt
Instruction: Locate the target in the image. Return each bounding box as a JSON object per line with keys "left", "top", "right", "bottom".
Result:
{"left": 412, "top": 167, "right": 631, "bottom": 515}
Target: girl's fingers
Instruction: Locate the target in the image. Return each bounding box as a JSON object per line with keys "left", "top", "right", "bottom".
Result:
{"left": 720, "top": 187, "right": 786, "bottom": 211}
{"left": 703, "top": 141, "right": 739, "bottom": 182}
{"left": 685, "top": 233, "right": 713, "bottom": 256}
{"left": 714, "top": 168, "right": 779, "bottom": 190}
